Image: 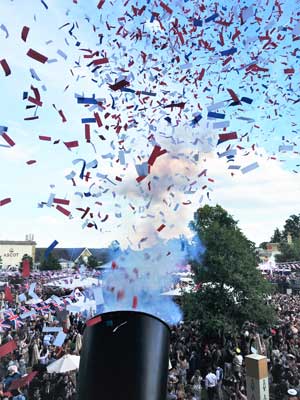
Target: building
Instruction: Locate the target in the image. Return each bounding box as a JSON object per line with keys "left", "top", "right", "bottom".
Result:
{"left": 35, "top": 247, "right": 110, "bottom": 269}
{"left": 0, "top": 240, "right": 36, "bottom": 269}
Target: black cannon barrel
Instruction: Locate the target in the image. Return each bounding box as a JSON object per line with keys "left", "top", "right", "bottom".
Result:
{"left": 78, "top": 310, "right": 170, "bottom": 400}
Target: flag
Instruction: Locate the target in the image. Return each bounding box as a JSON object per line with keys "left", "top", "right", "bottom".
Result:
{"left": 5, "top": 311, "right": 24, "bottom": 330}
{"left": 4, "top": 286, "right": 13, "bottom": 302}
{"left": 0, "top": 319, "right": 11, "bottom": 331}
{"left": 0, "top": 340, "right": 17, "bottom": 358}
{"left": 22, "top": 258, "right": 30, "bottom": 278}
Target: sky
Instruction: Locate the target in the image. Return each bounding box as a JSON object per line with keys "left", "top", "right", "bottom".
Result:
{"left": 0, "top": 0, "right": 299, "bottom": 250}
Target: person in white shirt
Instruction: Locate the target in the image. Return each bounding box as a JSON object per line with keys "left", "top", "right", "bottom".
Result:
{"left": 205, "top": 368, "right": 218, "bottom": 400}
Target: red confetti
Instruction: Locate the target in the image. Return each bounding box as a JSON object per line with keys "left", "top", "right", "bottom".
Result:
{"left": 117, "top": 290, "right": 125, "bottom": 301}
{"left": 64, "top": 140, "right": 79, "bottom": 149}
{"left": 132, "top": 296, "right": 138, "bottom": 309}
{"left": 85, "top": 124, "right": 91, "bottom": 142}
{"left": 160, "top": 1, "right": 173, "bottom": 14}
{"left": 97, "top": 0, "right": 105, "bottom": 9}
{"left": 227, "top": 88, "right": 239, "bottom": 103}
{"left": 148, "top": 145, "right": 167, "bottom": 166}
{"left": 53, "top": 198, "right": 70, "bottom": 205}
{"left": 157, "top": 224, "right": 166, "bottom": 232}
{"left": 56, "top": 205, "right": 71, "bottom": 217}
{"left": 0, "top": 59, "right": 11, "bottom": 76}
{"left": 58, "top": 109, "right": 67, "bottom": 123}
{"left": 109, "top": 80, "right": 130, "bottom": 91}
{"left": 39, "top": 135, "right": 51, "bottom": 141}
{"left": 284, "top": 68, "right": 295, "bottom": 74}
{"left": 0, "top": 198, "right": 12, "bottom": 207}
{"left": 21, "top": 26, "right": 30, "bottom": 42}
{"left": 27, "top": 48, "right": 48, "bottom": 64}
{"left": 111, "top": 261, "right": 118, "bottom": 269}
{"left": 93, "top": 57, "right": 109, "bottom": 65}
{"left": 1, "top": 132, "right": 15, "bottom": 147}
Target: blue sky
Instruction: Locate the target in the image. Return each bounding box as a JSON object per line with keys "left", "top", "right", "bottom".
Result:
{"left": 0, "top": 0, "right": 299, "bottom": 249}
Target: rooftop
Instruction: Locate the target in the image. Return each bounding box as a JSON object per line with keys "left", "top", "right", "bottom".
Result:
{"left": 0, "top": 240, "right": 37, "bottom": 245}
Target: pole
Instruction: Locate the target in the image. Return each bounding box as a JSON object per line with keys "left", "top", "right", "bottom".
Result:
{"left": 245, "top": 354, "right": 269, "bottom": 400}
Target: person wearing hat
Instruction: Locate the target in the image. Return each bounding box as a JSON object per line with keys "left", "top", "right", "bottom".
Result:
{"left": 232, "top": 348, "right": 243, "bottom": 380}
{"left": 287, "top": 388, "right": 298, "bottom": 399}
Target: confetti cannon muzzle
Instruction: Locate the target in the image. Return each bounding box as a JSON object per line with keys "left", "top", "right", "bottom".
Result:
{"left": 78, "top": 311, "right": 170, "bottom": 400}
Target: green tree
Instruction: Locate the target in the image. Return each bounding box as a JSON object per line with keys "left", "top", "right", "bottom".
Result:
{"left": 276, "top": 239, "right": 300, "bottom": 262}
{"left": 19, "top": 254, "right": 33, "bottom": 272}
{"left": 39, "top": 253, "right": 62, "bottom": 270}
{"left": 270, "top": 228, "right": 282, "bottom": 243}
{"left": 282, "top": 214, "right": 300, "bottom": 241}
{"left": 259, "top": 242, "right": 268, "bottom": 250}
{"left": 0, "top": 256, "right": 2, "bottom": 269}
{"left": 183, "top": 205, "right": 275, "bottom": 337}
{"left": 87, "top": 255, "right": 98, "bottom": 269}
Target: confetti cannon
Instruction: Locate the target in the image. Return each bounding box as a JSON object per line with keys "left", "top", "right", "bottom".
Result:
{"left": 78, "top": 311, "right": 170, "bottom": 400}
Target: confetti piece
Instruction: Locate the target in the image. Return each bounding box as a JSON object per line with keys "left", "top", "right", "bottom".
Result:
{"left": 0, "top": 198, "right": 12, "bottom": 207}
{"left": 27, "top": 48, "right": 48, "bottom": 64}
{"left": 0, "top": 59, "right": 11, "bottom": 76}
{"left": 241, "top": 162, "right": 259, "bottom": 174}
{"left": 220, "top": 48, "right": 237, "bottom": 56}
{"left": 64, "top": 140, "right": 79, "bottom": 149}
{"left": 45, "top": 239, "right": 59, "bottom": 258}
{"left": 21, "top": 26, "right": 29, "bottom": 42}
{"left": 56, "top": 204, "right": 71, "bottom": 216}
{"left": 132, "top": 296, "right": 138, "bottom": 309}
{"left": 148, "top": 145, "right": 167, "bottom": 166}
{"left": 0, "top": 24, "right": 9, "bottom": 39}
{"left": 92, "top": 57, "right": 109, "bottom": 65}
{"left": 53, "top": 198, "right": 70, "bottom": 205}
{"left": 160, "top": 1, "right": 172, "bottom": 14}
{"left": 217, "top": 132, "right": 238, "bottom": 145}
{"left": 109, "top": 80, "right": 130, "bottom": 91}
{"left": 1, "top": 130, "right": 15, "bottom": 147}
{"left": 26, "top": 160, "right": 37, "bottom": 165}
{"left": 207, "top": 111, "right": 225, "bottom": 119}
{"left": 157, "top": 224, "right": 166, "bottom": 232}
{"left": 39, "top": 135, "right": 51, "bottom": 141}
{"left": 97, "top": 0, "right": 105, "bottom": 9}
{"left": 40, "top": 0, "right": 48, "bottom": 9}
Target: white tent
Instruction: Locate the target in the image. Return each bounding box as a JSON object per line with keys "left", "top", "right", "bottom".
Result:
{"left": 44, "top": 276, "right": 100, "bottom": 290}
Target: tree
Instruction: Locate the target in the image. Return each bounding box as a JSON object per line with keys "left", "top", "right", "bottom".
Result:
{"left": 282, "top": 214, "right": 300, "bottom": 241}
{"left": 270, "top": 228, "right": 282, "bottom": 243}
{"left": 259, "top": 242, "right": 268, "bottom": 250}
{"left": 0, "top": 256, "right": 2, "bottom": 269}
{"left": 87, "top": 255, "right": 98, "bottom": 269}
{"left": 19, "top": 254, "right": 33, "bottom": 272}
{"left": 39, "top": 253, "right": 62, "bottom": 271}
{"left": 183, "top": 205, "right": 275, "bottom": 337}
{"left": 276, "top": 239, "right": 300, "bottom": 262}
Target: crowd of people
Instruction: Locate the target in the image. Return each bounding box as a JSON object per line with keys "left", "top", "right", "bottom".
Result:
{"left": 167, "top": 293, "right": 300, "bottom": 399}
{"left": 0, "top": 269, "right": 300, "bottom": 399}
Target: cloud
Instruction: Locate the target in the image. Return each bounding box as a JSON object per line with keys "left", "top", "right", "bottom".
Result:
{"left": 203, "top": 152, "right": 300, "bottom": 245}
